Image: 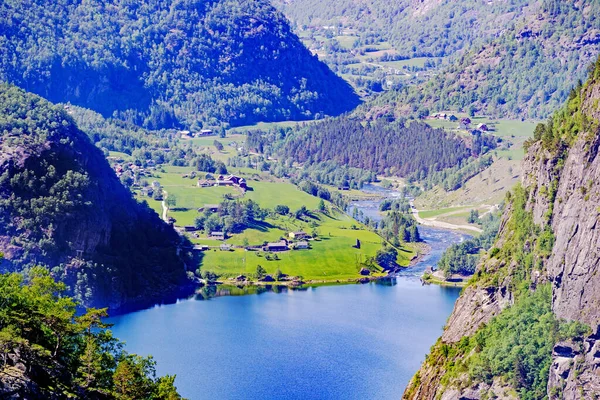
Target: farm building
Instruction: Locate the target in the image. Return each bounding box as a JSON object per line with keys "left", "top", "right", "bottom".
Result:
{"left": 294, "top": 241, "right": 309, "bottom": 250}
{"left": 263, "top": 242, "right": 289, "bottom": 252}
{"left": 210, "top": 231, "right": 226, "bottom": 240}
{"left": 197, "top": 179, "right": 213, "bottom": 187}
{"left": 289, "top": 231, "right": 308, "bottom": 240}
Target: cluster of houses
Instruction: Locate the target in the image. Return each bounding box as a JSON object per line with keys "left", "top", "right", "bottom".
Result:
{"left": 460, "top": 118, "right": 492, "bottom": 134}
{"left": 428, "top": 112, "right": 458, "bottom": 122}
{"left": 425, "top": 114, "right": 493, "bottom": 133}
{"left": 112, "top": 160, "right": 155, "bottom": 180}
{"left": 197, "top": 174, "right": 247, "bottom": 190}
{"left": 261, "top": 231, "right": 310, "bottom": 252}
{"left": 204, "top": 230, "right": 311, "bottom": 252}
{"left": 179, "top": 129, "right": 214, "bottom": 138}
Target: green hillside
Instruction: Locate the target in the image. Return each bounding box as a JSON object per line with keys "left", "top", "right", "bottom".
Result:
{"left": 0, "top": 0, "right": 359, "bottom": 128}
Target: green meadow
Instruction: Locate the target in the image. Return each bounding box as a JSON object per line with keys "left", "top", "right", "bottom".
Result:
{"left": 201, "top": 212, "right": 416, "bottom": 282}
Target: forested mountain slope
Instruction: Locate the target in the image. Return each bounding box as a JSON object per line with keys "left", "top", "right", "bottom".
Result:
{"left": 0, "top": 84, "right": 188, "bottom": 310}
{"left": 277, "top": 0, "right": 600, "bottom": 120}
{"left": 403, "top": 57, "right": 600, "bottom": 400}
{"left": 274, "top": 0, "right": 532, "bottom": 58}
{"left": 270, "top": 118, "right": 493, "bottom": 178}
{"left": 373, "top": 0, "right": 600, "bottom": 119}
{"left": 0, "top": 0, "right": 358, "bottom": 128}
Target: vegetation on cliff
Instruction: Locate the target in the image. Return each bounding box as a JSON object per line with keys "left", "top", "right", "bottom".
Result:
{"left": 0, "top": 83, "right": 188, "bottom": 309}
{"left": 407, "top": 184, "right": 588, "bottom": 399}
{"left": 0, "top": 267, "right": 183, "bottom": 399}
{"left": 405, "top": 55, "right": 600, "bottom": 399}
{"left": 0, "top": 0, "right": 359, "bottom": 128}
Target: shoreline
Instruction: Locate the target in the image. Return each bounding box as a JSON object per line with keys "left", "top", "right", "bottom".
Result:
{"left": 421, "top": 270, "right": 470, "bottom": 288}
{"left": 210, "top": 240, "right": 433, "bottom": 288}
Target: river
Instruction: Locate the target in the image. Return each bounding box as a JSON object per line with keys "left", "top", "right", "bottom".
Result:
{"left": 109, "top": 185, "right": 467, "bottom": 399}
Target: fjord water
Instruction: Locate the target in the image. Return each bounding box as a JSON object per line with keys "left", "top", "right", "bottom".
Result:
{"left": 109, "top": 226, "right": 464, "bottom": 399}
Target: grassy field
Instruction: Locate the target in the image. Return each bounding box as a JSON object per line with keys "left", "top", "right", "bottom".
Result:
{"left": 419, "top": 206, "right": 470, "bottom": 219}
{"left": 108, "top": 151, "right": 132, "bottom": 161}
{"left": 244, "top": 181, "right": 322, "bottom": 210}
{"left": 417, "top": 117, "right": 537, "bottom": 211}
{"left": 227, "top": 120, "right": 311, "bottom": 133}
{"left": 334, "top": 35, "right": 357, "bottom": 49}
{"left": 200, "top": 212, "right": 416, "bottom": 281}
{"left": 148, "top": 166, "right": 329, "bottom": 227}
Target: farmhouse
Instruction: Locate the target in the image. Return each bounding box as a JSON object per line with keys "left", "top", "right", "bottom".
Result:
{"left": 184, "top": 226, "right": 198, "bottom": 232}
{"left": 294, "top": 241, "right": 309, "bottom": 250}
{"left": 210, "top": 231, "right": 226, "bottom": 240}
{"left": 199, "top": 129, "right": 213, "bottom": 136}
{"left": 179, "top": 130, "right": 192, "bottom": 138}
{"left": 289, "top": 231, "right": 308, "bottom": 240}
{"left": 225, "top": 175, "right": 240, "bottom": 184}
{"left": 448, "top": 115, "right": 458, "bottom": 121}
{"left": 458, "top": 117, "right": 472, "bottom": 130}
{"left": 477, "top": 123, "right": 489, "bottom": 131}
{"left": 263, "top": 241, "right": 289, "bottom": 252}
{"left": 203, "top": 174, "right": 248, "bottom": 190}
{"left": 220, "top": 243, "right": 232, "bottom": 251}
{"left": 197, "top": 179, "right": 213, "bottom": 187}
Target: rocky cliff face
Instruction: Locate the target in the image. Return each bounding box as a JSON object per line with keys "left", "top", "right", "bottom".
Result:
{"left": 403, "top": 60, "right": 600, "bottom": 399}
{"left": 0, "top": 84, "right": 189, "bottom": 310}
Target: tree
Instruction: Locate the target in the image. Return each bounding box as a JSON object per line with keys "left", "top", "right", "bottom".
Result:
{"left": 295, "top": 206, "right": 308, "bottom": 219}
{"left": 409, "top": 225, "right": 420, "bottom": 242}
{"left": 256, "top": 265, "right": 267, "bottom": 279}
{"left": 275, "top": 204, "right": 290, "bottom": 215}
{"left": 166, "top": 194, "right": 177, "bottom": 208}
{"left": 120, "top": 172, "right": 134, "bottom": 187}
{"left": 274, "top": 268, "right": 283, "bottom": 281}
{"left": 0, "top": 268, "right": 182, "bottom": 398}
{"left": 375, "top": 246, "right": 398, "bottom": 270}
{"left": 468, "top": 209, "right": 480, "bottom": 224}
{"left": 318, "top": 199, "right": 326, "bottom": 212}
{"left": 468, "top": 106, "right": 476, "bottom": 117}
{"left": 213, "top": 140, "right": 224, "bottom": 152}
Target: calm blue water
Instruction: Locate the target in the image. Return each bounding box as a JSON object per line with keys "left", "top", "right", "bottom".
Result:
{"left": 108, "top": 226, "right": 465, "bottom": 399}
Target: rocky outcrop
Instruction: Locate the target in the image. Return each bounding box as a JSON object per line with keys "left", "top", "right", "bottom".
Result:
{"left": 547, "top": 129, "right": 600, "bottom": 327}
{"left": 441, "top": 284, "right": 512, "bottom": 343}
{"left": 548, "top": 327, "right": 600, "bottom": 399}
{"left": 404, "top": 61, "right": 600, "bottom": 400}
{"left": 0, "top": 84, "right": 189, "bottom": 310}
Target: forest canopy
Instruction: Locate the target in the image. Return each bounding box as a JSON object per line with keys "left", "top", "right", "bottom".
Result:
{"left": 0, "top": 0, "right": 359, "bottom": 128}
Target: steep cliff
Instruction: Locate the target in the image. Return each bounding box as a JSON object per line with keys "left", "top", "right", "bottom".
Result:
{"left": 0, "top": 83, "right": 189, "bottom": 310}
{"left": 404, "top": 58, "right": 600, "bottom": 399}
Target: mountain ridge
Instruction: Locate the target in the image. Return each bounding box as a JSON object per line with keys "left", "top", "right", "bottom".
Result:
{"left": 0, "top": 0, "right": 359, "bottom": 128}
